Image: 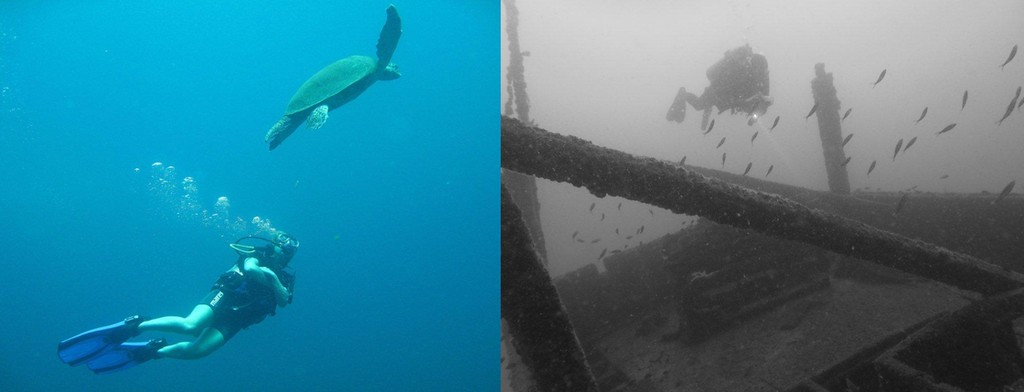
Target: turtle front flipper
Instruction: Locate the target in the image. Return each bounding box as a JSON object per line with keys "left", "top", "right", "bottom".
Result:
{"left": 265, "top": 115, "right": 301, "bottom": 151}
{"left": 306, "top": 105, "right": 329, "bottom": 130}
{"left": 375, "top": 5, "right": 402, "bottom": 70}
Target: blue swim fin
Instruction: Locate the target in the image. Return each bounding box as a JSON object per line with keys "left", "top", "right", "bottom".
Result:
{"left": 86, "top": 338, "right": 166, "bottom": 375}
{"left": 57, "top": 315, "right": 143, "bottom": 366}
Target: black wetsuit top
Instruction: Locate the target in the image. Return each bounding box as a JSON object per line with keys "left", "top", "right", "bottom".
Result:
{"left": 202, "top": 260, "right": 294, "bottom": 340}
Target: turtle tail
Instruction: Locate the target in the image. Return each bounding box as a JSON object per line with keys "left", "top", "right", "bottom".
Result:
{"left": 265, "top": 115, "right": 301, "bottom": 151}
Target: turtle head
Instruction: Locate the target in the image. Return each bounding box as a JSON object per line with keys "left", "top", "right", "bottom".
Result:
{"left": 379, "top": 63, "right": 401, "bottom": 80}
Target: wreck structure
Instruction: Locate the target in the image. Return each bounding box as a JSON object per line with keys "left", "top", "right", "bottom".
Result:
{"left": 500, "top": 3, "right": 1024, "bottom": 389}
{"left": 501, "top": 114, "right": 1024, "bottom": 391}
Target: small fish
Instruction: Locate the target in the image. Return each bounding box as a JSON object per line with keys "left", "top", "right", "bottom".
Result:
{"left": 903, "top": 136, "right": 917, "bottom": 153}
{"left": 937, "top": 123, "right": 956, "bottom": 135}
{"left": 993, "top": 180, "right": 1016, "bottom": 205}
{"left": 679, "top": 156, "right": 686, "bottom": 166}
{"left": 706, "top": 119, "right": 716, "bottom": 134}
{"left": 576, "top": 238, "right": 584, "bottom": 243}
{"left": 998, "top": 94, "right": 1019, "bottom": 125}
{"left": 639, "top": 225, "right": 644, "bottom": 233}
{"left": 598, "top": 249, "right": 607, "bottom": 259}
{"left": 841, "top": 156, "right": 852, "bottom": 167}
{"left": 600, "top": 213, "right": 605, "bottom": 221}
{"left": 610, "top": 250, "right": 621, "bottom": 255}
{"left": 962, "top": 90, "right": 968, "bottom": 111}
{"left": 770, "top": 116, "right": 780, "bottom": 131}
{"left": 893, "top": 193, "right": 909, "bottom": 216}
{"left": 618, "top": 202, "right": 622, "bottom": 210}
{"left": 636, "top": 227, "right": 641, "bottom": 235}
{"left": 722, "top": 152, "right": 727, "bottom": 167}
{"left": 589, "top": 202, "right": 595, "bottom": 212}
{"left": 648, "top": 209, "right": 654, "bottom": 216}
{"left": 590, "top": 238, "right": 600, "bottom": 244}
{"left": 842, "top": 108, "right": 852, "bottom": 122}
{"left": 867, "top": 160, "right": 877, "bottom": 176}
{"left": 615, "top": 228, "right": 619, "bottom": 235}
{"left": 1000, "top": 44, "right": 1018, "bottom": 70}
{"left": 765, "top": 164, "right": 774, "bottom": 177}
{"left": 572, "top": 230, "right": 579, "bottom": 239}
{"left": 751, "top": 132, "right": 759, "bottom": 144}
{"left": 626, "top": 235, "right": 634, "bottom": 240}
{"left": 805, "top": 102, "right": 819, "bottom": 119}
{"left": 842, "top": 133, "right": 853, "bottom": 147}
{"left": 893, "top": 138, "right": 904, "bottom": 161}
{"left": 716, "top": 137, "right": 726, "bottom": 149}
{"left": 872, "top": 69, "right": 887, "bottom": 87}
{"left": 940, "top": 174, "right": 949, "bottom": 179}
{"left": 914, "top": 107, "right": 928, "bottom": 124}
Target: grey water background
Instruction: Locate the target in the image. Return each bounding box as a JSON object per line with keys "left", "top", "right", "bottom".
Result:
{"left": 501, "top": 0, "right": 1024, "bottom": 277}
{"left": 0, "top": 1, "right": 496, "bottom": 391}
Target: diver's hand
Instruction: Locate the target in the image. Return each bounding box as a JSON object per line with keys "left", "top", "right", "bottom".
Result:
{"left": 270, "top": 278, "right": 290, "bottom": 309}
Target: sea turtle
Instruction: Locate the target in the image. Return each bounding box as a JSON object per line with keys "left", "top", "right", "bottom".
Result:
{"left": 265, "top": 4, "right": 402, "bottom": 150}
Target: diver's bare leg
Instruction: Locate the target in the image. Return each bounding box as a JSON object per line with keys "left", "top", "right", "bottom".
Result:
{"left": 137, "top": 305, "right": 214, "bottom": 337}
{"left": 156, "top": 327, "right": 226, "bottom": 360}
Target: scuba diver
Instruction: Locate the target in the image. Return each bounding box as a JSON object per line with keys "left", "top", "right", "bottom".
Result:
{"left": 57, "top": 232, "right": 299, "bottom": 374}
{"left": 666, "top": 44, "right": 773, "bottom": 129}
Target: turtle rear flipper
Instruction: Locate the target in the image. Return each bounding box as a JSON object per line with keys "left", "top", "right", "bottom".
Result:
{"left": 375, "top": 5, "right": 402, "bottom": 69}
{"left": 266, "top": 115, "right": 302, "bottom": 151}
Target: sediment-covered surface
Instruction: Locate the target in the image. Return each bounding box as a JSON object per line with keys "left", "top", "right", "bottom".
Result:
{"left": 597, "top": 278, "right": 967, "bottom": 391}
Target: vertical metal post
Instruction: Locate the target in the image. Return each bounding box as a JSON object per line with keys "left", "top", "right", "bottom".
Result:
{"left": 811, "top": 63, "right": 851, "bottom": 194}
{"left": 502, "top": 0, "right": 546, "bottom": 260}
{"left": 503, "top": 0, "right": 531, "bottom": 123}
{"left": 501, "top": 185, "right": 600, "bottom": 392}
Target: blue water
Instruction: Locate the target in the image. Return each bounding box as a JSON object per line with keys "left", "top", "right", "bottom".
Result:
{"left": 0, "top": 1, "right": 496, "bottom": 391}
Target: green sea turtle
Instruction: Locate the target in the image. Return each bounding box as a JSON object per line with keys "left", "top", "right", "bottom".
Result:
{"left": 265, "top": 4, "right": 402, "bottom": 150}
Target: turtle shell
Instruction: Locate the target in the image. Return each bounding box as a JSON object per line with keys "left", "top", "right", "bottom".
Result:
{"left": 285, "top": 55, "right": 378, "bottom": 115}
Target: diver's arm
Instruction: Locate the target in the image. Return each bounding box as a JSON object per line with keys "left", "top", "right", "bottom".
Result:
{"left": 242, "top": 257, "right": 291, "bottom": 308}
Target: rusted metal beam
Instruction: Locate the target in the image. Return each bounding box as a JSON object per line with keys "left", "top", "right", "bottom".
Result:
{"left": 501, "top": 184, "right": 599, "bottom": 392}
{"left": 500, "top": 117, "right": 1024, "bottom": 296}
